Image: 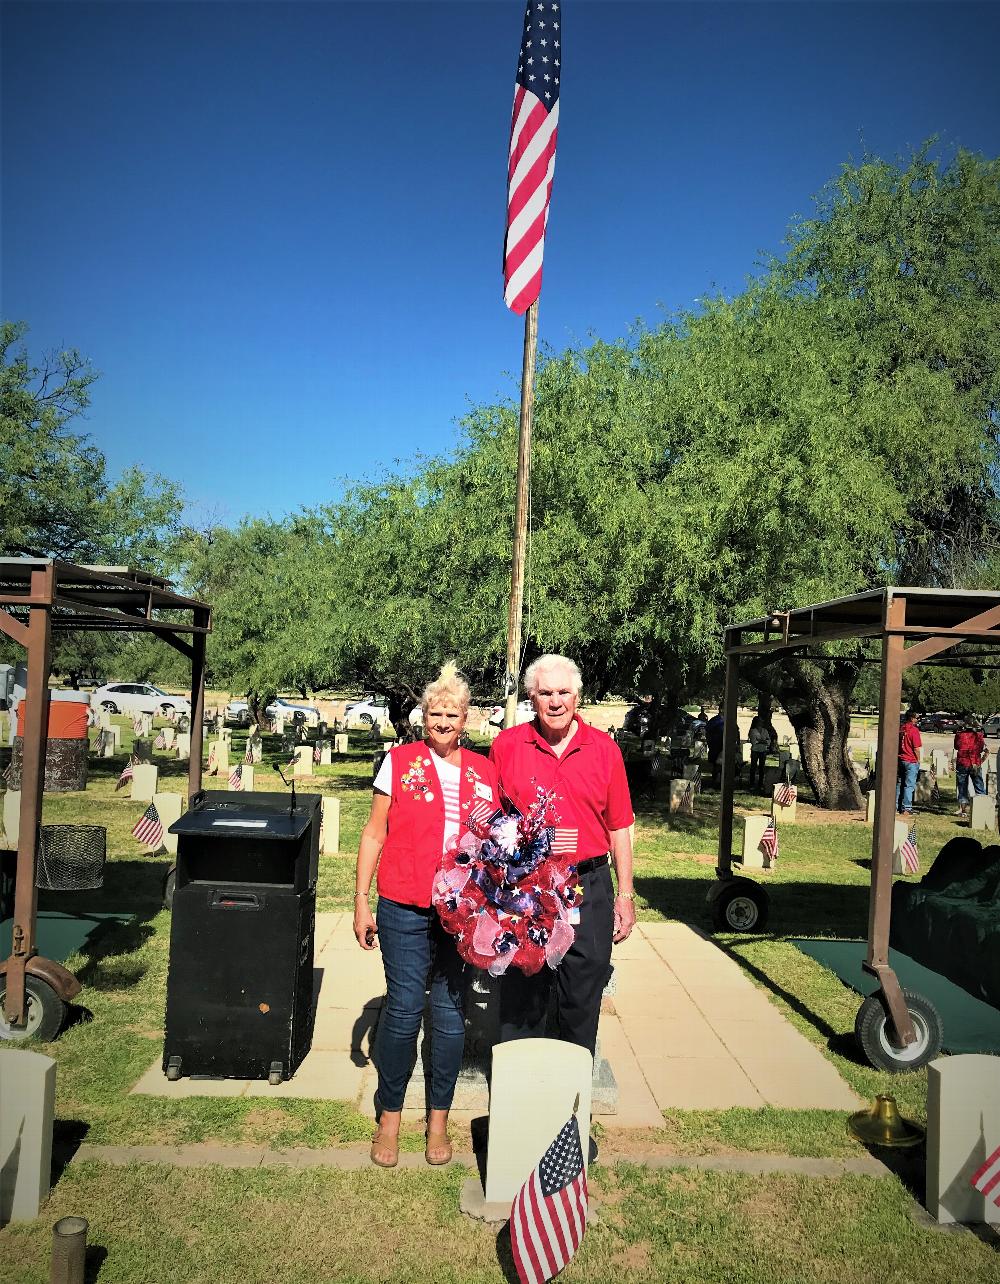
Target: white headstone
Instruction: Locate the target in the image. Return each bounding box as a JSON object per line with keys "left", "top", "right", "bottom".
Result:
{"left": 319, "top": 746, "right": 332, "bottom": 767}
{"left": 740, "top": 814, "right": 770, "bottom": 869}
{"left": 154, "top": 792, "right": 184, "bottom": 856}
{"left": 485, "top": 1039, "right": 592, "bottom": 1206}
{"left": 175, "top": 733, "right": 190, "bottom": 762}
{"left": 1, "top": 790, "right": 20, "bottom": 850}
{"left": 208, "top": 740, "right": 229, "bottom": 774}
{"left": 98, "top": 709, "right": 112, "bottom": 730}
{"left": 668, "top": 778, "right": 696, "bottom": 815}
{"left": 109, "top": 725, "right": 122, "bottom": 749}
{"left": 891, "top": 818, "right": 913, "bottom": 874}
{"left": 130, "top": 764, "right": 159, "bottom": 803}
{"left": 141, "top": 713, "right": 153, "bottom": 737}
{"left": 230, "top": 765, "right": 255, "bottom": 792}
{"left": 321, "top": 796, "right": 341, "bottom": 855}
{"left": 99, "top": 733, "right": 115, "bottom": 759}
{"left": 293, "top": 746, "right": 312, "bottom": 779}
{"left": 772, "top": 783, "right": 798, "bottom": 823}
{"left": 162, "top": 726, "right": 175, "bottom": 748}
{"left": 865, "top": 790, "right": 877, "bottom": 824}
{"left": 0, "top": 1049, "right": 56, "bottom": 1225}
{"left": 926, "top": 1054, "right": 1000, "bottom": 1225}
{"left": 970, "top": 794, "right": 997, "bottom": 833}
{"left": 333, "top": 733, "right": 349, "bottom": 755}
{"left": 932, "top": 749, "right": 951, "bottom": 778}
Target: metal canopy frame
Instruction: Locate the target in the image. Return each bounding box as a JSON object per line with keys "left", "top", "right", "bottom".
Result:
{"left": 0, "top": 558, "right": 211, "bottom": 1030}
{"left": 718, "top": 586, "right": 1000, "bottom": 1050}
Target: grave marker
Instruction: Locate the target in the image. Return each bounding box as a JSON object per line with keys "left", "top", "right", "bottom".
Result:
{"left": 98, "top": 709, "right": 112, "bottom": 731}
{"left": 482, "top": 1038, "right": 592, "bottom": 1209}
{"left": 926, "top": 1054, "right": 1000, "bottom": 1225}
{"left": 161, "top": 726, "right": 175, "bottom": 749}
{"left": 932, "top": 749, "right": 951, "bottom": 778}
{"left": 175, "top": 733, "right": 191, "bottom": 762}
{"left": 772, "top": 782, "right": 798, "bottom": 823}
{"left": 1, "top": 790, "right": 20, "bottom": 850}
{"left": 154, "top": 792, "right": 184, "bottom": 856}
{"left": 229, "top": 765, "right": 255, "bottom": 792}
{"left": 891, "top": 818, "right": 914, "bottom": 873}
{"left": 130, "top": 764, "right": 159, "bottom": 803}
{"left": 333, "top": 733, "right": 349, "bottom": 755}
{"left": 865, "top": 790, "right": 877, "bottom": 824}
{"left": 293, "top": 746, "right": 312, "bottom": 778}
{"left": 970, "top": 794, "right": 997, "bottom": 833}
{"left": 321, "top": 796, "right": 341, "bottom": 854}
{"left": 739, "top": 814, "right": 771, "bottom": 869}
{"left": 0, "top": 1049, "right": 56, "bottom": 1225}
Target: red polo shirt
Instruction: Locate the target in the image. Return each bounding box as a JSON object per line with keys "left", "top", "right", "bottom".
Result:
{"left": 489, "top": 717, "right": 634, "bottom": 859}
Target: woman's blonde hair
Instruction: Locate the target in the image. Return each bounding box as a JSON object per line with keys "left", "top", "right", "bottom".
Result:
{"left": 421, "top": 660, "right": 471, "bottom": 717}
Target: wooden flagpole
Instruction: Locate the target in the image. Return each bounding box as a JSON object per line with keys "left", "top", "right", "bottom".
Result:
{"left": 503, "top": 298, "right": 539, "bottom": 728}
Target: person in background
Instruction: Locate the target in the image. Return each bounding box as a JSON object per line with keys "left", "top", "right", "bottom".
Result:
{"left": 747, "top": 714, "right": 773, "bottom": 794}
{"left": 705, "top": 709, "right": 725, "bottom": 789}
{"left": 954, "top": 715, "right": 987, "bottom": 818}
{"left": 354, "top": 662, "right": 499, "bottom": 1168}
{"left": 896, "top": 709, "right": 922, "bottom": 816}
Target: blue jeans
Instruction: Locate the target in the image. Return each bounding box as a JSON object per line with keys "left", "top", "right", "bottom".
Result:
{"left": 956, "top": 765, "right": 986, "bottom": 807}
{"left": 896, "top": 760, "right": 919, "bottom": 813}
{"left": 374, "top": 897, "right": 467, "bottom": 1112}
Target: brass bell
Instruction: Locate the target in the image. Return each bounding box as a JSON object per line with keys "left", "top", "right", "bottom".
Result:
{"left": 847, "top": 1094, "right": 925, "bottom": 1148}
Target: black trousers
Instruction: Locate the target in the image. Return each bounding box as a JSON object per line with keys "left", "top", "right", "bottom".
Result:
{"left": 498, "top": 862, "right": 614, "bottom": 1058}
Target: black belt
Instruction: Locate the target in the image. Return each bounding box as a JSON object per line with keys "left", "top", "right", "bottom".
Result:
{"left": 575, "top": 854, "right": 609, "bottom": 875}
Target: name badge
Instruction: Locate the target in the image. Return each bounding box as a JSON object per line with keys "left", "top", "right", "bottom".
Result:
{"left": 474, "top": 781, "right": 493, "bottom": 801}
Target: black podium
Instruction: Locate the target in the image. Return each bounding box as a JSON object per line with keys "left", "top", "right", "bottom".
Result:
{"left": 163, "top": 790, "right": 321, "bottom": 1083}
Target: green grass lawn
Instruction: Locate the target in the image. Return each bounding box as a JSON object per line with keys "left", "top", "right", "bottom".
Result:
{"left": 3, "top": 724, "right": 998, "bottom": 1281}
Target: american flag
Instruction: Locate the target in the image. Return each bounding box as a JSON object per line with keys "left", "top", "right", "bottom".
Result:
{"left": 510, "top": 1113, "right": 587, "bottom": 1284}
{"left": 899, "top": 824, "right": 919, "bottom": 874}
{"left": 244, "top": 739, "right": 254, "bottom": 765}
{"left": 207, "top": 744, "right": 219, "bottom": 776}
{"left": 503, "top": 0, "right": 562, "bottom": 315}
{"left": 1, "top": 760, "right": 12, "bottom": 786}
{"left": 759, "top": 816, "right": 779, "bottom": 863}
{"left": 465, "top": 799, "right": 499, "bottom": 831}
{"left": 131, "top": 802, "right": 163, "bottom": 849}
{"left": 313, "top": 743, "right": 322, "bottom": 765}
{"left": 229, "top": 764, "right": 243, "bottom": 791}
{"left": 971, "top": 1142, "right": 1000, "bottom": 1207}
{"left": 546, "top": 826, "right": 578, "bottom": 855}
{"left": 774, "top": 783, "right": 797, "bottom": 807}
{"left": 116, "top": 757, "right": 136, "bottom": 791}
{"left": 153, "top": 731, "right": 166, "bottom": 750}
{"left": 93, "top": 729, "right": 108, "bottom": 755}
{"left": 132, "top": 715, "right": 143, "bottom": 736}
{"left": 930, "top": 768, "right": 941, "bottom": 806}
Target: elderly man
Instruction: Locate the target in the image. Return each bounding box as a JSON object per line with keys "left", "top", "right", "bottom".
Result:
{"left": 489, "top": 653, "right": 636, "bottom": 1066}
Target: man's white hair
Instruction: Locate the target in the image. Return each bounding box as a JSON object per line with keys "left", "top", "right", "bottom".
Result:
{"left": 523, "top": 654, "right": 583, "bottom": 698}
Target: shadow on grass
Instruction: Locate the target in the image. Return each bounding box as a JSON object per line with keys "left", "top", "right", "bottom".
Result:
{"left": 51, "top": 1118, "right": 89, "bottom": 1184}
{"left": 634, "top": 874, "right": 872, "bottom": 940}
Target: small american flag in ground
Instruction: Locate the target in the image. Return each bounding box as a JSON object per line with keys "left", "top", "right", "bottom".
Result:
{"left": 971, "top": 1142, "right": 1000, "bottom": 1207}
{"left": 132, "top": 716, "right": 143, "bottom": 735}
{"left": 759, "top": 816, "right": 779, "bottom": 863}
{"left": 116, "top": 757, "right": 136, "bottom": 791}
{"left": 503, "top": 0, "right": 562, "bottom": 314}
{"left": 1, "top": 761, "right": 12, "bottom": 786}
{"left": 545, "top": 827, "right": 578, "bottom": 855}
{"left": 313, "top": 743, "right": 322, "bottom": 765}
{"left": 153, "top": 731, "right": 166, "bottom": 750}
{"left": 244, "top": 740, "right": 254, "bottom": 765}
{"left": 207, "top": 745, "right": 219, "bottom": 776}
{"left": 510, "top": 1113, "right": 588, "bottom": 1284}
{"left": 899, "top": 824, "right": 919, "bottom": 874}
{"left": 774, "top": 783, "right": 797, "bottom": 807}
{"left": 131, "top": 802, "right": 164, "bottom": 849}
{"left": 229, "top": 764, "right": 243, "bottom": 791}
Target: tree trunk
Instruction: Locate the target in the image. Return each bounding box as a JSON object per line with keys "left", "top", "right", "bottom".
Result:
{"left": 747, "top": 656, "right": 864, "bottom": 811}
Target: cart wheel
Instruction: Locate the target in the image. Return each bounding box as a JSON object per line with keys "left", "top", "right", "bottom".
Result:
{"left": 708, "top": 879, "right": 770, "bottom": 933}
{"left": 358, "top": 713, "right": 374, "bottom": 728}
{"left": 0, "top": 974, "right": 66, "bottom": 1042}
{"left": 268, "top": 1061, "right": 284, "bottom": 1086}
{"left": 165, "top": 1056, "right": 182, "bottom": 1082}
{"left": 162, "top": 866, "right": 176, "bottom": 911}
{"left": 854, "top": 988, "right": 943, "bottom": 1072}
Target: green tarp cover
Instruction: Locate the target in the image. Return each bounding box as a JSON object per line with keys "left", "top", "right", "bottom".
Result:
{"left": 1, "top": 911, "right": 134, "bottom": 965}
{"left": 790, "top": 938, "right": 1000, "bottom": 1055}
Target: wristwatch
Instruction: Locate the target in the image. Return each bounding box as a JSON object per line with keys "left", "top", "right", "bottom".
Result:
{"left": 616, "top": 890, "right": 636, "bottom": 901}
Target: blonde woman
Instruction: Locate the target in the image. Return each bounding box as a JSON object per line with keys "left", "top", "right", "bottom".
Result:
{"left": 354, "top": 662, "right": 499, "bottom": 1168}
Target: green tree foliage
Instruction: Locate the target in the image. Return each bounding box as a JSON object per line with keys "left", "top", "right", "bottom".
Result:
{"left": 1, "top": 321, "right": 188, "bottom": 683}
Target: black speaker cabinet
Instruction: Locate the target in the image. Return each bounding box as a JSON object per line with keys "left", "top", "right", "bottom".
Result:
{"left": 163, "top": 794, "right": 320, "bottom": 1081}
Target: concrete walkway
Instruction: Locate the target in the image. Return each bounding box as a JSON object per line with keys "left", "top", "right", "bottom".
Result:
{"left": 133, "top": 914, "right": 861, "bottom": 1122}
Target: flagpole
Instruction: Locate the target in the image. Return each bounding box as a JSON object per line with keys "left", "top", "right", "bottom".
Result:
{"left": 503, "top": 298, "right": 539, "bottom": 728}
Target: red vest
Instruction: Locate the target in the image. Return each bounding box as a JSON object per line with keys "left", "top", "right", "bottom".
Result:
{"left": 377, "top": 743, "right": 498, "bottom": 908}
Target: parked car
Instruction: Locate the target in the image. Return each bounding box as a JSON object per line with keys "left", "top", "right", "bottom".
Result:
{"left": 344, "top": 695, "right": 391, "bottom": 728}
{"left": 982, "top": 715, "right": 1000, "bottom": 739}
{"left": 917, "top": 713, "right": 961, "bottom": 733}
{"left": 226, "top": 697, "right": 320, "bottom": 727}
{"left": 486, "top": 700, "right": 534, "bottom": 728}
{"left": 92, "top": 682, "right": 191, "bottom": 718}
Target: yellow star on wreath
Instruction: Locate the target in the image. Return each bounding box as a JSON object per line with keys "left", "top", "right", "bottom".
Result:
{"left": 573, "top": 884, "right": 583, "bottom": 897}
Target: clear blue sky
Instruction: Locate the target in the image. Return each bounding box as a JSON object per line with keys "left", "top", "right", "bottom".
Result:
{"left": 3, "top": 1, "right": 998, "bottom": 525}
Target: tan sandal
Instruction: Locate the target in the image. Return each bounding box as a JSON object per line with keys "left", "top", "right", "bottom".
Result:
{"left": 425, "top": 1130, "right": 452, "bottom": 1166}
{"left": 370, "top": 1127, "right": 399, "bottom": 1168}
